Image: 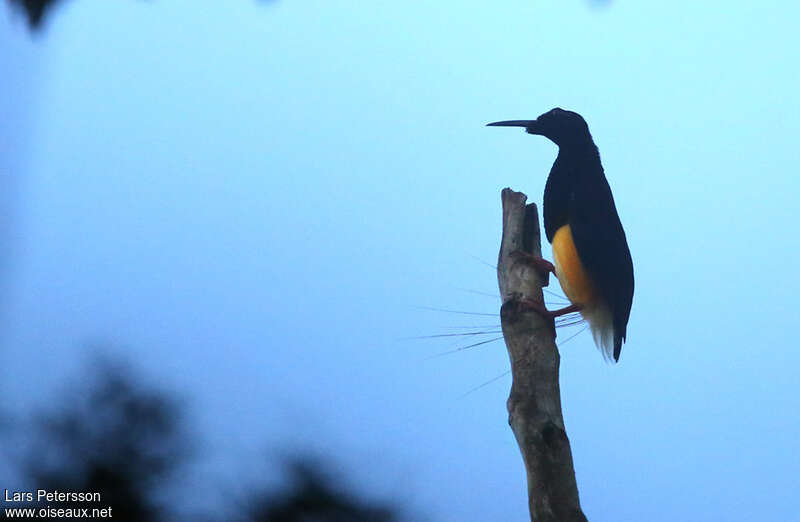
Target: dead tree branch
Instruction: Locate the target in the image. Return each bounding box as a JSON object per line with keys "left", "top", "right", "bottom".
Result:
{"left": 497, "top": 188, "right": 587, "bottom": 522}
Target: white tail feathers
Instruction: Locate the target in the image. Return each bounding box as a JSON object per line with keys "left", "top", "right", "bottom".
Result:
{"left": 580, "top": 301, "right": 615, "bottom": 363}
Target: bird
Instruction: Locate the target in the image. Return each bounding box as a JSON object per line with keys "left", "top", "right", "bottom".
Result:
{"left": 488, "top": 108, "right": 634, "bottom": 362}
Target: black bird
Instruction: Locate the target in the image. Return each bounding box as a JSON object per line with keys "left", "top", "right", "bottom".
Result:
{"left": 488, "top": 108, "right": 634, "bottom": 362}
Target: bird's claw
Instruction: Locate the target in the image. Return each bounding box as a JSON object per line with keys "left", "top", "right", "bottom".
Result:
{"left": 509, "top": 251, "right": 556, "bottom": 281}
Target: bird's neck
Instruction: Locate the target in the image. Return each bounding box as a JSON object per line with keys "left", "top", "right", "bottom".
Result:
{"left": 557, "top": 139, "right": 600, "bottom": 166}
{"left": 543, "top": 140, "right": 602, "bottom": 242}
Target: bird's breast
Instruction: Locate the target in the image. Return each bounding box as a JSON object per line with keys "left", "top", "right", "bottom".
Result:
{"left": 552, "top": 225, "right": 596, "bottom": 306}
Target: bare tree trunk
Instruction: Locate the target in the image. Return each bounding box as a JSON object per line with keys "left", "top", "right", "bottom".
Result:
{"left": 497, "top": 188, "right": 588, "bottom": 522}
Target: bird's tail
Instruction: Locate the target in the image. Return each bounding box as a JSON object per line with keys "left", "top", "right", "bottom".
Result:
{"left": 582, "top": 303, "right": 616, "bottom": 363}
{"left": 613, "top": 334, "right": 624, "bottom": 362}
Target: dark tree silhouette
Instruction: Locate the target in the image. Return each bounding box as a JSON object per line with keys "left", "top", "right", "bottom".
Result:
{"left": 0, "top": 356, "right": 416, "bottom": 521}
{"left": 244, "top": 458, "right": 400, "bottom": 522}
{"left": 3, "top": 358, "right": 189, "bottom": 521}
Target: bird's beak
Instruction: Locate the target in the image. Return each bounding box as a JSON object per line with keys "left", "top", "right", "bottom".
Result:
{"left": 486, "top": 119, "right": 542, "bottom": 135}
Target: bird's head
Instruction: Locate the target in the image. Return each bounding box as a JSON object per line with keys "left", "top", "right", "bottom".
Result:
{"left": 488, "top": 108, "right": 591, "bottom": 147}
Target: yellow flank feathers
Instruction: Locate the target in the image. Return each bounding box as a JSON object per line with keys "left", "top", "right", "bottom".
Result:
{"left": 553, "top": 224, "right": 615, "bottom": 360}
{"left": 552, "top": 225, "right": 596, "bottom": 306}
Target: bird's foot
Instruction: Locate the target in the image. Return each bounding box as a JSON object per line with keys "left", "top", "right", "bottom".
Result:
{"left": 518, "top": 299, "right": 582, "bottom": 320}
{"left": 509, "top": 251, "right": 556, "bottom": 283}
{"left": 513, "top": 299, "right": 583, "bottom": 338}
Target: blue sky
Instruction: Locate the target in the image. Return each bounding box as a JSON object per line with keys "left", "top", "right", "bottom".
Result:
{"left": 2, "top": 1, "right": 800, "bottom": 520}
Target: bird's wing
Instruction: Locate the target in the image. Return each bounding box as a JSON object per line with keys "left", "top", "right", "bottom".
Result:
{"left": 569, "top": 180, "right": 634, "bottom": 360}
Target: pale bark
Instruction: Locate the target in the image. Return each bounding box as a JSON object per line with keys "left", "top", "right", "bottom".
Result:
{"left": 497, "top": 188, "right": 587, "bottom": 522}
